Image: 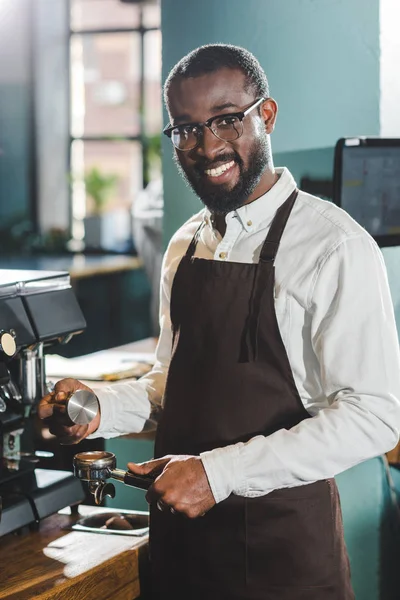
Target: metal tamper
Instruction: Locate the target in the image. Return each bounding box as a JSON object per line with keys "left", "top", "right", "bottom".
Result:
{"left": 65, "top": 389, "right": 100, "bottom": 425}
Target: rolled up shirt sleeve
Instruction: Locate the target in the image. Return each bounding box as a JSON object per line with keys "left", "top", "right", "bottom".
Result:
{"left": 87, "top": 216, "right": 201, "bottom": 440}
{"left": 89, "top": 315, "right": 171, "bottom": 439}
{"left": 201, "top": 235, "right": 400, "bottom": 503}
{"left": 88, "top": 250, "right": 175, "bottom": 439}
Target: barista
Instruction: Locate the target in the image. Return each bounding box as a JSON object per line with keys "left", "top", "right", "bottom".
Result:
{"left": 39, "top": 44, "right": 400, "bottom": 600}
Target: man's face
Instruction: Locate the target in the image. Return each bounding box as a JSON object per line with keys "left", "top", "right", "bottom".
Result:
{"left": 166, "top": 68, "right": 276, "bottom": 214}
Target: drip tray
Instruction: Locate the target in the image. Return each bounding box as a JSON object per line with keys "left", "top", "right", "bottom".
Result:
{"left": 69, "top": 510, "right": 149, "bottom": 537}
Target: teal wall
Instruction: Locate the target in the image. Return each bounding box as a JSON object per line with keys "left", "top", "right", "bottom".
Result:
{"left": 105, "top": 437, "right": 154, "bottom": 512}
{"left": 273, "top": 147, "right": 400, "bottom": 335}
{"left": 161, "top": 0, "right": 400, "bottom": 336}
{"left": 161, "top": 0, "right": 380, "bottom": 243}
{"left": 0, "top": 0, "right": 33, "bottom": 227}
{"left": 0, "top": 84, "right": 31, "bottom": 223}
{"left": 273, "top": 147, "right": 334, "bottom": 187}
{"left": 382, "top": 247, "right": 400, "bottom": 336}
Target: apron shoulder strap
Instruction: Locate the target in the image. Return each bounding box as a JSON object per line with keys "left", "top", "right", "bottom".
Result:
{"left": 244, "top": 188, "right": 299, "bottom": 362}
{"left": 185, "top": 220, "right": 206, "bottom": 259}
{"left": 259, "top": 188, "right": 299, "bottom": 263}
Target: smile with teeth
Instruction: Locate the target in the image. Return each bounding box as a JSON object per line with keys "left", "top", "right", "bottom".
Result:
{"left": 204, "top": 160, "right": 235, "bottom": 178}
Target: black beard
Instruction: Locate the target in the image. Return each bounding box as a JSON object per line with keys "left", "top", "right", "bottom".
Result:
{"left": 174, "top": 132, "right": 271, "bottom": 215}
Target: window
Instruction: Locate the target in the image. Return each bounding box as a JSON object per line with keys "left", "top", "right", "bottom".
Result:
{"left": 69, "top": 0, "right": 162, "bottom": 246}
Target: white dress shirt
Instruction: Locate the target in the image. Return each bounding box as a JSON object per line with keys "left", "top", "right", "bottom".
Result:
{"left": 91, "top": 167, "right": 400, "bottom": 504}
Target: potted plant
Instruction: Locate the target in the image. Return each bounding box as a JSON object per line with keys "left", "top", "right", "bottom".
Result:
{"left": 83, "top": 167, "right": 119, "bottom": 250}
{"left": 143, "top": 133, "right": 162, "bottom": 187}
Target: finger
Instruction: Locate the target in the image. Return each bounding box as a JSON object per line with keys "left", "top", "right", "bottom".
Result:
{"left": 46, "top": 417, "right": 75, "bottom": 434}
{"left": 38, "top": 390, "right": 70, "bottom": 419}
{"left": 55, "top": 425, "right": 88, "bottom": 445}
{"left": 156, "top": 499, "right": 167, "bottom": 512}
{"left": 145, "top": 485, "right": 160, "bottom": 505}
{"left": 39, "top": 379, "right": 91, "bottom": 420}
{"left": 54, "top": 378, "right": 90, "bottom": 397}
{"left": 59, "top": 431, "right": 87, "bottom": 445}
{"left": 127, "top": 456, "right": 172, "bottom": 476}
{"left": 54, "top": 378, "right": 80, "bottom": 392}
{"left": 45, "top": 404, "right": 73, "bottom": 429}
{"left": 54, "top": 391, "right": 69, "bottom": 402}
{"left": 37, "top": 393, "right": 57, "bottom": 419}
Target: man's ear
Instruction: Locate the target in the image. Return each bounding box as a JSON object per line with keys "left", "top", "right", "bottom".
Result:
{"left": 260, "top": 98, "right": 278, "bottom": 134}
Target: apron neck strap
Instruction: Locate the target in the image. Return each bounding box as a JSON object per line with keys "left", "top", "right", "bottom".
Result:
{"left": 244, "top": 187, "right": 299, "bottom": 362}
{"left": 185, "top": 220, "right": 206, "bottom": 259}
{"left": 186, "top": 188, "right": 298, "bottom": 263}
{"left": 259, "top": 188, "right": 299, "bottom": 263}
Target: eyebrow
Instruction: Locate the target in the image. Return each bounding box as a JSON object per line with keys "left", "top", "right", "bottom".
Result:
{"left": 212, "top": 102, "right": 240, "bottom": 112}
{"left": 172, "top": 102, "right": 241, "bottom": 125}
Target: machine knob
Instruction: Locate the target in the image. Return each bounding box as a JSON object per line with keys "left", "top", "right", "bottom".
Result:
{"left": 0, "top": 331, "right": 17, "bottom": 359}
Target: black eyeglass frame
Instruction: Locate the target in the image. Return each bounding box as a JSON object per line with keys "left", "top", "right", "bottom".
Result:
{"left": 163, "top": 97, "right": 266, "bottom": 151}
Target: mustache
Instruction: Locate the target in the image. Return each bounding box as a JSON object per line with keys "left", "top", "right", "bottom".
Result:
{"left": 194, "top": 152, "right": 242, "bottom": 174}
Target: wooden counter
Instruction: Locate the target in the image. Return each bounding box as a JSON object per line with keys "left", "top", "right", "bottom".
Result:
{"left": 0, "top": 506, "right": 148, "bottom": 600}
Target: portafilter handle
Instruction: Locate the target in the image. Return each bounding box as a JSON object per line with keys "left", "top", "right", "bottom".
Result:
{"left": 110, "top": 467, "right": 156, "bottom": 490}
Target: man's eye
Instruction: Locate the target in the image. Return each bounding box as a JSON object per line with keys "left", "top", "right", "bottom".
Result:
{"left": 181, "top": 125, "right": 198, "bottom": 135}
{"left": 216, "top": 116, "right": 237, "bottom": 127}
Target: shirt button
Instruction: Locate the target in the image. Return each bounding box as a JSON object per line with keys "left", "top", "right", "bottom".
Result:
{"left": 247, "top": 220, "right": 253, "bottom": 226}
{"left": 219, "top": 252, "right": 227, "bottom": 260}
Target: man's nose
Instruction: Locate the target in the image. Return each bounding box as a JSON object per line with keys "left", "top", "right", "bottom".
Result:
{"left": 194, "top": 125, "right": 226, "bottom": 160}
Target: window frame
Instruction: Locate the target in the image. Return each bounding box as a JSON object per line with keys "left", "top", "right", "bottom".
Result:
{"left": 68, "top": 0, "right": 161, "bottom": 244}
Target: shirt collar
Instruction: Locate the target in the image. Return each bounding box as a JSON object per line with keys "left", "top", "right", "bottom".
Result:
{"left": 203, "top": 167, "right": 297, "bottom": 233}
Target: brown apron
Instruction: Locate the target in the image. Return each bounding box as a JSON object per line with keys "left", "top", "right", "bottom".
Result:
{"left": 150, "top": 190, "right": 354, "bottom": 600}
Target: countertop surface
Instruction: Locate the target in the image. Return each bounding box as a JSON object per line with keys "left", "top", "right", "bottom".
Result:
{"left": 0, "top": 254, "right": 143, "bottom": 279}
{"left": 0, "top": 504, "right": 148, "bottom": 600}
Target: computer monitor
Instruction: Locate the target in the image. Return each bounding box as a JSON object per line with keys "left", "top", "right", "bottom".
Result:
{"left": 333, "top": 137, "right": 400, "bottom": 247}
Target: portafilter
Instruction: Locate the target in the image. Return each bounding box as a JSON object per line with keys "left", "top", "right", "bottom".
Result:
{"left": 73, "top": 451, "right": 156, "bottom": 505}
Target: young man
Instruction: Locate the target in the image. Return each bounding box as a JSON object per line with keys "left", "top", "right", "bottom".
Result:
{"left": 39, "top": 45, "right": 400, "bottom": 599}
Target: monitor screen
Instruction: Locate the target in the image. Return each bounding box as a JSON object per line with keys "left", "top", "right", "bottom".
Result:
{"left": 333, "top": 138, "right": 400, "bottom": 247}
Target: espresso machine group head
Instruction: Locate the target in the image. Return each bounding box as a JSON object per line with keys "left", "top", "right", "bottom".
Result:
{"left": 0, "top": 269, "right": 87, "bottom": 536}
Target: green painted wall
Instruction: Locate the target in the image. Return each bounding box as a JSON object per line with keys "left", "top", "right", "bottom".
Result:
{"left": 161, "top": 0, "right": 380, "bottom": 243}
{"left": 0, "top": 0, "right": 33, "bottom": 227}
{"left": 105, "top": 437, "right": 154, "bottom": 512}
{"left": 160, "top": 0, "right": 400, "bottom": 337}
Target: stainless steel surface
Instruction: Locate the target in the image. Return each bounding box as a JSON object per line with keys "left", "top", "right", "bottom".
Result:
{"left": 109, "top": 468, "right": 126, "bottom": 483}
{"left": 71, "top": 510, "right": 149, "bottom": 536}
{"left": 94, "top": 481, "right": 115, "bottom": 505}
{"left": 66, "top": 389, "right": 99, "bottom": 425}
{"left": 20, "top": 348, "right": 39, "bottom": 405}
{"left": 73, "top": 450, "right": 116, "bottom": 481}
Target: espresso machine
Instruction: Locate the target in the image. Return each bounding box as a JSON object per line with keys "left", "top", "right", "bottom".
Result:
{"left": 0, "top": 269, "right": 87, "bottom": 536}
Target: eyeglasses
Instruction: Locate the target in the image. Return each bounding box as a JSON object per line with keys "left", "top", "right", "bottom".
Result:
{"left": 163, "top": 97, "right": 266, "bottom": 151}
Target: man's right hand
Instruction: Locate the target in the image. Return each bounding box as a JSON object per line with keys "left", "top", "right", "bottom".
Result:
{"left": 38, "top": 378, "right": 101, "bottom": 445}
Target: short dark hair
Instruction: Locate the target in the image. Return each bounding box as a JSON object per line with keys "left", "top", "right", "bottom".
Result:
{"left": 164, "top": 44, "right": 269, "bottom": 107}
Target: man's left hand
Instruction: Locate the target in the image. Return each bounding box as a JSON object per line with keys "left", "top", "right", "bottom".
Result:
{"left": 127, "top": 455, "right": 216, "bottom": 518}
